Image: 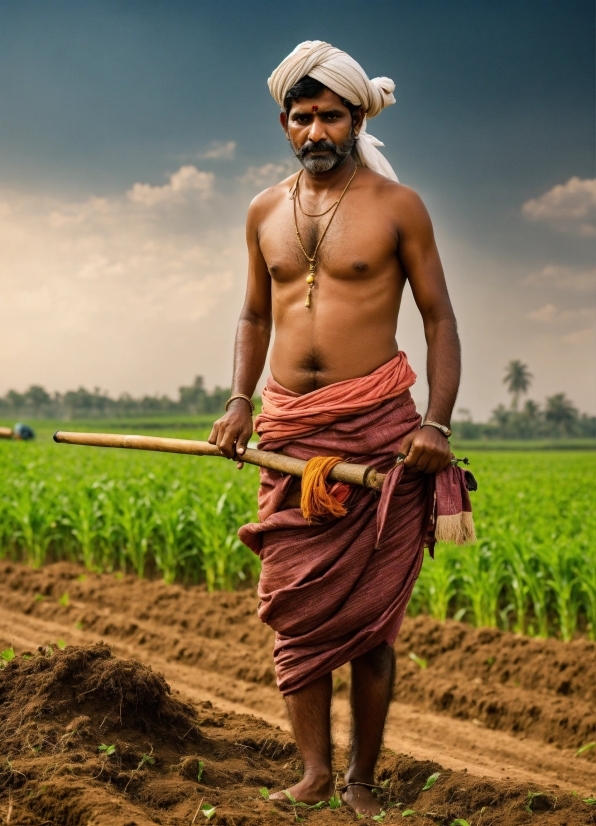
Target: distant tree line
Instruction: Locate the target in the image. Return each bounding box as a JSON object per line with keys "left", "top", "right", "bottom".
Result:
{"left": 452, "top": 360, "right": 595, "bottom": 440}
{"left": 0, "top": 376, "right": 231, "bottom": 420}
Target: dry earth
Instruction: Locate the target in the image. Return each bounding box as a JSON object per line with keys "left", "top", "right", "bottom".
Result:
{"left": 1, "top": 561, "right": 595, "bottom": 825}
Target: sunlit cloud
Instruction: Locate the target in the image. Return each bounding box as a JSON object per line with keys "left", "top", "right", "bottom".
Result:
{"left": 522, "top": 177, "right": 596, "bottom": 237}
{"left": 199, "top": 140, "right": 237, "bottom": 160}
{"left": 127, "top": 165, "right": 215, "bottom": 207}
{"left": 524, "top": 264, "right": 596, "bottom": 293}
{"left": 238, "top": 160, "right": 297, "bottom": 188}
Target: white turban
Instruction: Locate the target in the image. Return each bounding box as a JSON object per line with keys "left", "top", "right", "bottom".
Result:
{"left": 268, "top": 40, "right": 398, "bottom": 181}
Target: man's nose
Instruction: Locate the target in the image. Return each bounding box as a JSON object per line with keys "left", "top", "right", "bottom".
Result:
{"left": 308, "top": 117, "right": 328, "bottom": 143}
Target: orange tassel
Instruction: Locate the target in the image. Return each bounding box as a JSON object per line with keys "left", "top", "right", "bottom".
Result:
{"left": 300, "top": 456, "right": 348, "bottom": 523}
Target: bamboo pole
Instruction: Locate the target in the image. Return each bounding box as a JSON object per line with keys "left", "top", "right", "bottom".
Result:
{"left": 0, "top": 427, "right": 13, "bottom": 439}
{"left": 53, "top": 430, "right": 387, "bottom": 491}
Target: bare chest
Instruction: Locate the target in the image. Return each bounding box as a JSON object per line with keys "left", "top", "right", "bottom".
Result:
{"left": 259, "top": 195, "right": 400, "bottom": 284}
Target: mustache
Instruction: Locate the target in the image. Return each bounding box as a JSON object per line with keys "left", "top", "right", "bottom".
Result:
{"left": 296, "top": 140, "right": 339, "bottom": 160}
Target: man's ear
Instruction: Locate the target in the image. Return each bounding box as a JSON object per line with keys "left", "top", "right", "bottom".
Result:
{"left": 352, "top": 106, "right": 365, "bottom": 136}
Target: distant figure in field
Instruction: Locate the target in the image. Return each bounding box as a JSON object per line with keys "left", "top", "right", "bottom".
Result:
{"left": 0, "top": 423, "right": 35, "bottom": 440}
{"left": 210, "top": 40, "right": 474, "bottom": 816}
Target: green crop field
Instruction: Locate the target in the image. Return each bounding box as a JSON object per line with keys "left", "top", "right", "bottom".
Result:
{"left": 1, "top": 422, "right": 594, "bottom": 639}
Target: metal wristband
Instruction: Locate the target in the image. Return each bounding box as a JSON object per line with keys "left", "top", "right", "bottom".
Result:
{"left": 225, "top": 394, "right": 255, "bottom": 415}
{"left": 421, "top": 420, "right": 452, "bottom": 438}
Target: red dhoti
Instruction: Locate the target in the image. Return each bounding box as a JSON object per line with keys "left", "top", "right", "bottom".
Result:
{"left": 238, "top": 352, "right": 473, "bottom": 695}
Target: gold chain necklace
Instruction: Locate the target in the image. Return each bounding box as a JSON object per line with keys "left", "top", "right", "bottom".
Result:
{"left": 296, "top": 185, "right": 339, "bottom": 217}
{"left": 293, "top": 163, "right": 358, "bottom": 308}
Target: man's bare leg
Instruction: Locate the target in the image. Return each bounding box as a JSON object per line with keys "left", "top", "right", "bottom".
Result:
{"left": 269, "top": 673, "right": 335, "bottom": 804}
{"left": 343, "top": 642, "right": 396, "bottom": 816}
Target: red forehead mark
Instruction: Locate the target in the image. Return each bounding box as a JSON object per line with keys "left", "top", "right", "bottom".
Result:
{"left": 311, "top": 105, "right": 318, "bottom": 112}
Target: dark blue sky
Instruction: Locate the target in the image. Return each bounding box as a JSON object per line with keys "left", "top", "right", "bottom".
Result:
{"left": 0, "top": 1, "right": 594, "bottom": 415}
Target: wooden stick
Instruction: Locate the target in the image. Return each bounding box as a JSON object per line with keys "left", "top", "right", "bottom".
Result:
{"left": 53, "top": 431, "right": 387, "bottom": 492}
{"left": 0, "top": 427, "right": 13, "bottom": 439}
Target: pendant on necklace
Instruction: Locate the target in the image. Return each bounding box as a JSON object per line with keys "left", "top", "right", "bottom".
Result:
{"left": 305, "top": 262, "right": 316, "bottom": 308}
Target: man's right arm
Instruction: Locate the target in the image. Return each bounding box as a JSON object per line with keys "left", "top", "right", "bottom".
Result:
{"left": 208, "top": 196, "right": 272, "bottom": 461}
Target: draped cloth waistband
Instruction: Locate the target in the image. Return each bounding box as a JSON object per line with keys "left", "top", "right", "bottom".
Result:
{"left": 238, "top": 352, "right": 474, "bottom": 695}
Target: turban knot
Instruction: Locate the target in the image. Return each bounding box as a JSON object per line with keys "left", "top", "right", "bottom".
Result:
{"left": 268, "top": 40, "right": 398, "bottom": 181}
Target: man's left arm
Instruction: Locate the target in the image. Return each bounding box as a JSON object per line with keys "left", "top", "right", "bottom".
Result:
{"left": 395, "top": 187, "right": 460, "bottom": 474}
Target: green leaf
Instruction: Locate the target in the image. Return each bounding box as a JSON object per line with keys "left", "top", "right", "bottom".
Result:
{"left": 308, "top": 801, "right": 326, "bottom": 810}
{"left": 525, "top": 791, "right": 544, "bottom": 813}
{"left": 372, "top": 812, "right": 386, "bottom": 822}
{"left": 259, "top": 787, "right": 270, "bottom": 800}
{"left": 576, "top": 742, "right": 596, "bottom": 757}
{"left": 98, "top": 744, "right": 116, "bottom": 756}
{"left": 283, "top": 790, "right": 297, "bottom": 805}
{"left": 408, "top": 652, "right": 427, "bottom": 669}
{"left": 582, "top": 797, "right": 596, "bottom": 805}
{"left": 422, "top": 772, "right": 440, "bottom": 791}
{"left": 197, "top": 760, "right": 205, "bottom": 782}
{"left": 1, "top": 648, "right": 15, "bottom": 661}
{"left": 450, "top": 820, "right": 471, "bottom": 826}
{"left": 328, "top": 792, "right": 342, "bottom": 809}
{"left": 402, "top": 810, "right": 416, "bottom": 817}
{"left": 201, "top": 804, "right": 216, "bottom": 820}
{"left": 58, "top": 593, "right": 70, "bottom": 607}
{"left": 57, "top": 639, "right": 67, "bottom": 650}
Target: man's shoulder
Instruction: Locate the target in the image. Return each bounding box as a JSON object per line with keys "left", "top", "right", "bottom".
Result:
{"left": 359, "top": 168, "right": 424, "bottom": 205}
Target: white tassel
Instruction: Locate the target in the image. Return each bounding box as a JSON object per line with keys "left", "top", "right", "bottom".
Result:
{"left": 435, "top": 512, "right": 476, "bottom": 546}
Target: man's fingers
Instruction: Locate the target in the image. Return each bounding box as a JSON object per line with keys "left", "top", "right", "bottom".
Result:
{"left": 208, "top": 423, "right": 218, "bottom": 445}
{"left": 236, "top": 461, "right": 244, "bottom": 470}
{"left": 403, "top": 441, "right": 422, "bottom": 467}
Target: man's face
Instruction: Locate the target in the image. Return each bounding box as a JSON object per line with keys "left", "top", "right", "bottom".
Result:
{"left": 281, "top": 88, "right": 363, "bottom": 173}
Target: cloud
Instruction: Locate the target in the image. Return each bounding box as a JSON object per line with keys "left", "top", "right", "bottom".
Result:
{"left": 522, "top": 177, "right": 596, "bottom": 237}
{"left": 0, "top": 166, "right": 248, "bottom": 396}
{"left": 199, "top": 140, "right": 237, "bottom": 160}
{"left": 526, "top": 303, "right": 595, "bottom": 324}
{"left": 239, "top": 160, "right": 297, "bottom": 188}
{"left": 524, "top": 264, "right": 596, "bottom": 293}
{"left": 127, "top": 165, "right": 215, "bottom": 207}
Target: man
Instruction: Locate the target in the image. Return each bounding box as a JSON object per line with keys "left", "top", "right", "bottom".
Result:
{"left": 209, "top": 41, "right": 474, "bottom": 816}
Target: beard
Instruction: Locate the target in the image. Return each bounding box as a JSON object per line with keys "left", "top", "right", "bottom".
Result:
{"left": 291, "top": 132, "right": 356, "bottom": 173}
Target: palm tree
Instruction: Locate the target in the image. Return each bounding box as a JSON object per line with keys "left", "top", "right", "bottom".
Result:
{"left": 545, "top": 393, "right": 578, "bottom": 436}
{"left": 503, "top": 360, "right": 533, "bottom": 410}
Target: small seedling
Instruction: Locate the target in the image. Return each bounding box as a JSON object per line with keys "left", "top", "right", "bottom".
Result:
{"left": 58, "top": 593, "right": 70, "bottom": 607}
{"left": 1, "top": 648, "right": 15, "bottom": 662}
{"left": 525, "top": 791, "right": 544, "bottom": 813}
{"left": 75, "top": 621, "right": 84, "bottom": 630}
{"left": 201, "top": 804, "right": 216, "bottom": 820}
{"left": 422, "top": 772, "right": 440, "bottom": 791}
{"left": 372, "top": 812, "right": 386, "bottom": 822}
{"left": 77, "top": 574, "right": 87, "bottom": 582}
{"left": 197, "top": 760, "right": 205, "bottom": 782}
{"left": 259, "top": 788, "right": 270, "bottom": 800}
{"left": 450, "top": 820, "right": 471, "bottom": 826}
{"left": 402, "top": 810, "right": 416, "bottom": 817}
{"left": 34, "top": 594, "right": 44, "bottom": 602}
{"left": 328, "top": 792, "right": 342, "bottom": 809}
{"left": 57, "top": 639, "right": 67, "bottom": 650}
{"left": 283, "top": 790, "right": 298, "bottom": 805}
{"left": 486, "top": 656, "right": 495, "bottom": 666}
{"left": 408, "top": 652, "right": 427, "bottom": 669}
{"left": 98, "top": 744, "right": 116, "bottom": 756}
{"left": 576, "top": 742, "right": 596, "bottom": 757}
{"left": 139, "top": 753, "right": 155, "bottom": 767}
{"left": 582, "top": 797, "right": 596, "bottom": 805}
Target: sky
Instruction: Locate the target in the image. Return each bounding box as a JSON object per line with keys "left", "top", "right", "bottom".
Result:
{"left": 0, "top": 0, "right": 594, "bottom": 419}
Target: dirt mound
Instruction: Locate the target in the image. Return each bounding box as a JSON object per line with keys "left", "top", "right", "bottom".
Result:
{"left": 394, "top": 616, "right": 596, "bottom": 753}
{"left": 0, "top": 643, "right": 296, "bottom": 825}
{"left": 3, "top": 561, "right": 595, "bottom": 756}
{"left": 1, "top": 643, "right": 594, "bottom": 825}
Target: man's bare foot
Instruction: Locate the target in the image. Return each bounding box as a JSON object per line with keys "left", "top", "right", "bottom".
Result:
{"left": 269, "top": 771, "right": 334, "bottom": 806}
{"left": 341, "top": 782, "right": 382, "bottom": 817}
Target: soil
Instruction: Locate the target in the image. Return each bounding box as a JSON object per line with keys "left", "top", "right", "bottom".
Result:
{"left": 1, "top": 560, "right": 595, "bottom": 825}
